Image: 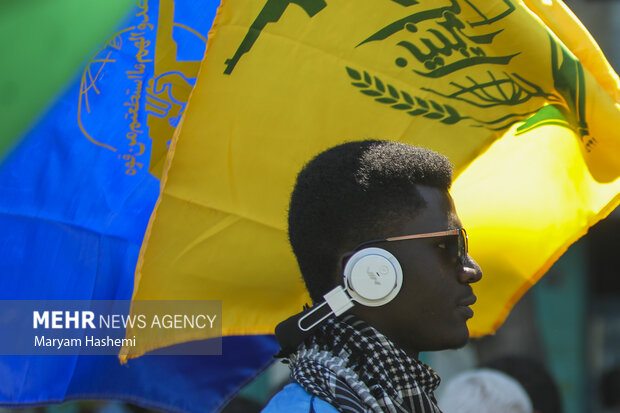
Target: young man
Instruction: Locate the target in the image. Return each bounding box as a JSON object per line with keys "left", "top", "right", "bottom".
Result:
{"left": 264, "top": 140, "right": 482, "bottom": 413}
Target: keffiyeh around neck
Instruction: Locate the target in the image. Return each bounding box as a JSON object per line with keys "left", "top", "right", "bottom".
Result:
{"left": 288, "top": 314, "right": 442, "bottom": 413}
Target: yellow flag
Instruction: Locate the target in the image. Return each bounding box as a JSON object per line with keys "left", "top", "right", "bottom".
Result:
{"left": 124, "top": 0, "right": 620, "bottom": 358}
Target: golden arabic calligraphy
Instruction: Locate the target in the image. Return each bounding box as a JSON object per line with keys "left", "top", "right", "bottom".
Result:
{"left": 119, "top": 1, "right": 153, "bottom": 176}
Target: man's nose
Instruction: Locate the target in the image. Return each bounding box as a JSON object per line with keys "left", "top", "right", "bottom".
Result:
{"left": 458, "top": 254, "right": 482, "bottom": 284}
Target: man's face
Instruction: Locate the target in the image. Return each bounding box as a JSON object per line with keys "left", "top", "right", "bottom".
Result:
{"left": 350, "top": 185, "right": 482, "bottom": 357}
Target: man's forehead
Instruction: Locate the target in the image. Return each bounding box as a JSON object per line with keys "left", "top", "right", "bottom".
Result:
{"left": 445, "top": 195, "right": 461, "bottom": 229}
{"left": 404, "top": 186, "right": 460, "bottom": 232}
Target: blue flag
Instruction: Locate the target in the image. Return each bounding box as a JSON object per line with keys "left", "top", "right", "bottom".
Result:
{"left": 0, "top": 1, "right": 278, "bottom": 411}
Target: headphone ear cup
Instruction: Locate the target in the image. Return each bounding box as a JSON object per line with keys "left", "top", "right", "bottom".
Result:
{"left": 343, "top": 247, "right": 403, "bottom": 307}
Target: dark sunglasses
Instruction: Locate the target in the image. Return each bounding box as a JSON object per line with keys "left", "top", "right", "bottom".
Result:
{"left": 353, "top": 228, "right": 469, "bottom": 266}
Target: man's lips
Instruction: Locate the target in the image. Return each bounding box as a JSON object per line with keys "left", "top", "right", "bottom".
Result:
{"left": 456, "top": 295, "right": 477, "bottom": 319}
{"left": 457, "top": 295, "right": 477, "bottom": 307}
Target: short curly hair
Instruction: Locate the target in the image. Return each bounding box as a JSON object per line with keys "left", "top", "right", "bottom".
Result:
{"left": 288, "top": 140, "right": 453, "bottom": 302}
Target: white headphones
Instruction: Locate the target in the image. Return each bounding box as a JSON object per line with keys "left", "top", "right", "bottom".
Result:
{"left": 296, "top": 247, "right": 403, "bottom": 331}
{"left": 343, "top": 247, "right": 403, "bottom": 307}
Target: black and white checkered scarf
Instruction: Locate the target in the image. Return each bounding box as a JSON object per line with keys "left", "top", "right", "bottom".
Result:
{"left": 288, "top": 314, "right": 442, "bottom": 413}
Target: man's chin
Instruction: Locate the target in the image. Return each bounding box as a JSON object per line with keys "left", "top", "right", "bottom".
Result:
{"left": 445, "top": 326, "right": 471, "bottom": 350}
{"left": 418, "top": 332, "right": 470, "bottom": 353}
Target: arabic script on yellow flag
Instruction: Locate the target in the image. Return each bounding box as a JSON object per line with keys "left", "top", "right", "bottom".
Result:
{"left": 123, "top": 0, "right": 620, "bottom": 358}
